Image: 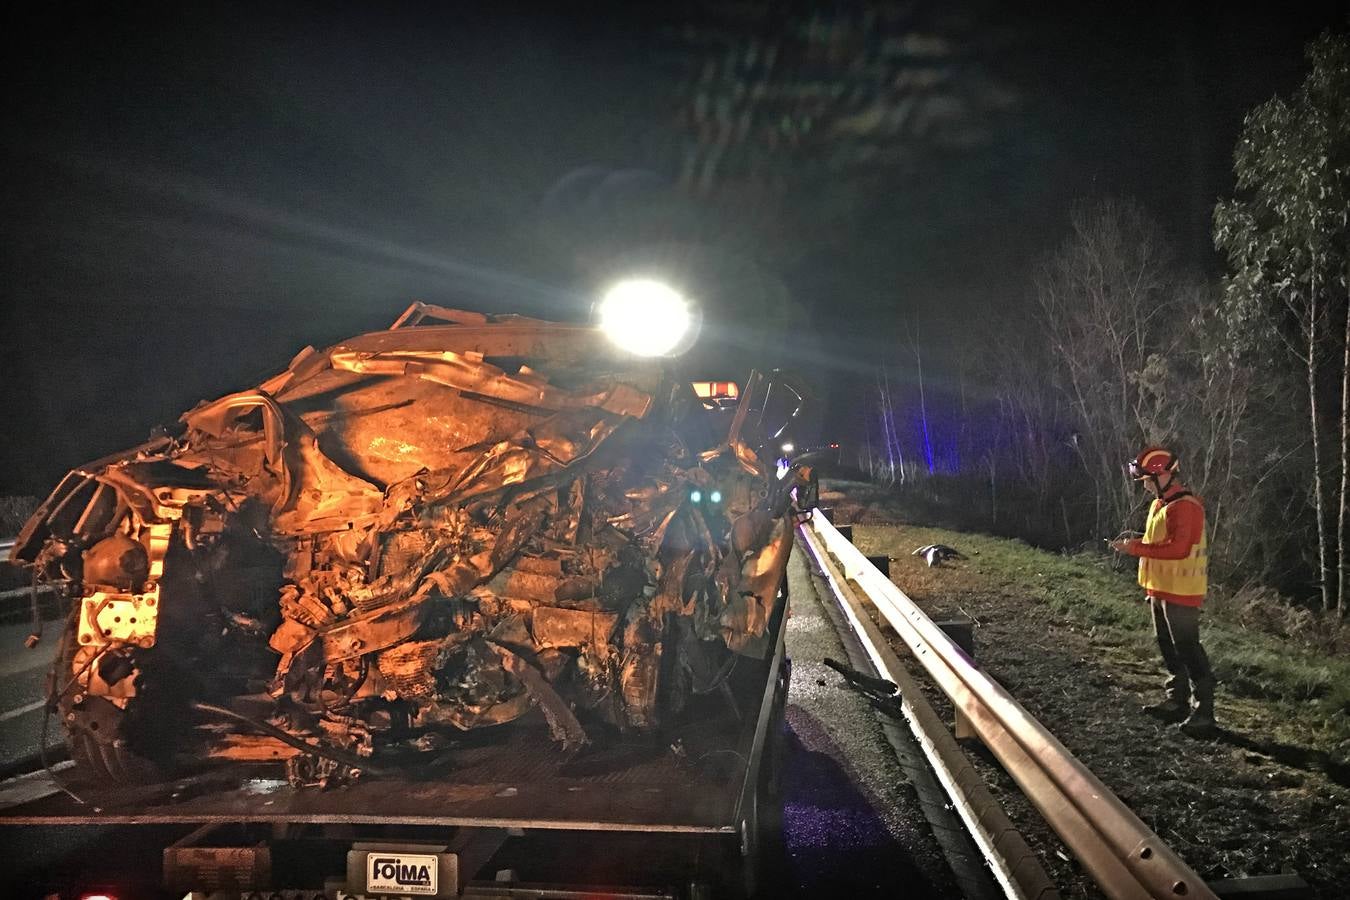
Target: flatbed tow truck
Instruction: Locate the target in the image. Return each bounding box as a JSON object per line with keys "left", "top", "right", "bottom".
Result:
{"left": 0, "top": 581, "right": 788, "bottom": 899}
{"left": 1, "top": 295, "right": 806, "bottom": 899}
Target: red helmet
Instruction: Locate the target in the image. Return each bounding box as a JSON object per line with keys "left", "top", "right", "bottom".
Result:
{"left": 1128, "top": 446, "right": 1178, "bottom": 480}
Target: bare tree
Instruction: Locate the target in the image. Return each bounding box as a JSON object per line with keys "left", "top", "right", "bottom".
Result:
{"left": 859, "top": 366, "right": 906, "bottom": 486}
{"left": 1141, "top": 283, "right": 1274, "bottom": 580}
{"left": 980, "top": 312, "right": 1065, "bottom": 526}
{"left": 1341, "top": 283, "right": 1349, "bottom": 617}
{"left": 1033, "top": 199, "right": 1180, "bottom": 538}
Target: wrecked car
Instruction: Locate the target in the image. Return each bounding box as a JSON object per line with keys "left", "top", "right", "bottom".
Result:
{"left": 11, "top": 301, "right": 811, "bottom": 786}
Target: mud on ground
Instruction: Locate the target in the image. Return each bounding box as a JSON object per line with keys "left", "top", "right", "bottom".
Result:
{"left": 824, "top": 497, "right": 1350, "bottom": 898}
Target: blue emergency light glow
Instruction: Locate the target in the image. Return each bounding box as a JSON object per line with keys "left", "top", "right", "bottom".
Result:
{"left": 710, "top": 490, "right": 722, "bottom": 504}
{"left": 690, "top": 490, "right": 702, "bottom": 503}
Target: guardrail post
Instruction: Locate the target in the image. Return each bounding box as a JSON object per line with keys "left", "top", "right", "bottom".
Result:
{"left": 865, "top": 555, "right": 889, "bottom": 577}
{"left": 835, "top": 524, "right": 853, "bottom": 543}
{"left": 935, "top": 617, "right": 974, "bottom": 657}
{"left": 936, "top": 617, "right": 977, "bottom": 740}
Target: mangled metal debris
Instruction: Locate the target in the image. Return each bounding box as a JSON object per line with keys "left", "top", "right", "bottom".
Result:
{"left": 12, "top": 302, "right": 812, "bottom": 787}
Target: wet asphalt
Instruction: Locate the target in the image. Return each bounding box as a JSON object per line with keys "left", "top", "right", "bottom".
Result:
{"left": 0, "top": 620, "right": 51, "bottom": 775}
{"left": 776, "top": 542, "right": 960, "bottom": 897}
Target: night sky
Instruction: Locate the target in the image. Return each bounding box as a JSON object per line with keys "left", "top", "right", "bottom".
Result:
{"left": 3, "top": 2, "right": 1347, "bottom": 496}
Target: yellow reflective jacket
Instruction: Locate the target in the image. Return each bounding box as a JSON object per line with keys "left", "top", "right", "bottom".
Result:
{"left": 1137, "top": 494, "right": 1207, "bottom": 606}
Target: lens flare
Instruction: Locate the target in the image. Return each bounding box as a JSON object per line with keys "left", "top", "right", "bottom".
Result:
{"left": 598, "top": 279, "right": 693, "bottom": 356}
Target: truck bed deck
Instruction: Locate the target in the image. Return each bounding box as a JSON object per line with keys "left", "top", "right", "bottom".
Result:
{"left": 0, "top": 598, "right": 788, "bottom": 836}
{"left": 0, "top": 717, "right": 741, "bottom": 831}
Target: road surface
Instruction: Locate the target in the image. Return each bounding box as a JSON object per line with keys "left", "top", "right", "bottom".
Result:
{"left": 0, "top": 620, "right": 54, "bottom": 776}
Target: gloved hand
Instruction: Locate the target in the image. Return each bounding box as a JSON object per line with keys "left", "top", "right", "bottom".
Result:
{"left": 1106, "top": 530, "right": 1143, "bottom": 554}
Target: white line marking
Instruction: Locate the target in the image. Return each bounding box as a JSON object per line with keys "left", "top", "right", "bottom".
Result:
{"left": 0, "top": 699, "right": 45, "bottom": 723}
{"left": 0, "top": 760, "right": 73, "bottom": 810}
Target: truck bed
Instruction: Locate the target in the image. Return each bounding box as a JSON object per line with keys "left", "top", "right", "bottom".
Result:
{"left": 1, "top": 720, "right": 733, "bottom": 831}
{"left": 0, "top": 600, "right": 787, "bottom": 836}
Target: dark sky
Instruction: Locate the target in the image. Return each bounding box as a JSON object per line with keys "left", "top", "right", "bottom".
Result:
{"left": 2, "top": 2, "right": 1347, "bottom": 495}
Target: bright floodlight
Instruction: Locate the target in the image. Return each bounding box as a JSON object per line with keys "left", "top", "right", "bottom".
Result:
{"left": 598, "top": 279, "right": 692, "bottom": 357}
{"left": 781, "top": 442, "right": 795, "bottom": 454}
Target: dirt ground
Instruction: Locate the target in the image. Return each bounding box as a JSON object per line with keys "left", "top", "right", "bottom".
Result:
{"left": 824, "top": 491, "right": 1350, "bottom": 899}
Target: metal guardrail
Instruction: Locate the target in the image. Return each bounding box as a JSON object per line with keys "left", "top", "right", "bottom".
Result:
{"left": 802, "top": 510, "right": 1218, "bottom": 900}
{"left": 0, "top": 584, "right": 59, "bottom": 627}
{"left": 0, "top": 533, "right": 61, "bottom": 625}
{"left": 798, "top": 521, "right": 1057, "bottom": 900}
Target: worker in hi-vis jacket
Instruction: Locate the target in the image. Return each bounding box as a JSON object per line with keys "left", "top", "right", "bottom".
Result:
{"left": 1110, "top": 446, "right": 1217, "bottom": 738}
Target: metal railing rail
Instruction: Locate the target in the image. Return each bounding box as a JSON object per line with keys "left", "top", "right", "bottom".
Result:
{"left": 804, "top": 510, "right": 1217, "bottom": 900}
{"left": 798, "top": 521, "right": 1059, "bottom": 900}
{"left": 1, "top": 534, "right": 59, "bottom": 623}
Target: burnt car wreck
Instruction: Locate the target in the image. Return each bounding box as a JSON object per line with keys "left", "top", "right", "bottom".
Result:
{"left": 12, "top": 302, "right": 811, "bottom": 787}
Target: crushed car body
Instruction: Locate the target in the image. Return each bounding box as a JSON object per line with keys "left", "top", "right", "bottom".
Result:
{"left": 11, "top": 302, "right": 811, "bottom": 786}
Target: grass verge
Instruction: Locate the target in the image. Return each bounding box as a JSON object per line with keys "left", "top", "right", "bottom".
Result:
{"left": 844, "top": 520, "right": 1350, "bottom": 758}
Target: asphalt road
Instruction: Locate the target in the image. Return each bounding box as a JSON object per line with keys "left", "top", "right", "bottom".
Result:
{"left": 0, "top": 545, "right": 967, "bottom": 898}
{"left": 0, "top": 620, "right": 56, "bottom": 775}
{"left": 775, "top": 542, "right": 959, "bottom": 896}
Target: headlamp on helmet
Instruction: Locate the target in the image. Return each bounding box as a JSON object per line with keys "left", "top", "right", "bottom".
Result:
{"left": 1128, "top": 447, "right": 1178, "bottom": 481}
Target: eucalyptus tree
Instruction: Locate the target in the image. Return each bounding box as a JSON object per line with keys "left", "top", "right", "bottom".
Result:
{"left": 1214, "top": 33, "right": 1349, "bottom": 613}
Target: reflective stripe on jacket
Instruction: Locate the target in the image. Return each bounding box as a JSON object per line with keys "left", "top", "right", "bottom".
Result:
{"left": 1137, "top": 494, "right": 1207, "bottom": 605}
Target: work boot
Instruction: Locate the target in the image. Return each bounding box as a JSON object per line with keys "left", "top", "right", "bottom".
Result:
{"left": 1142, "top": 676, "right": 1190, "bottom": 723}
{"left": 1141, "top": 695, "right": 1189, "bottom": 723}
{"left": 1180, "top": 678, "right": 1218, "bottom": 738}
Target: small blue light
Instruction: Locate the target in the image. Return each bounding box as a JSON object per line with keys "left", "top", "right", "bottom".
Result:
{"left": 690, "top": 490, "right": 702, "bottom": 503}
{"left": 710, "top": 490, "right": 723, "bottom": 504}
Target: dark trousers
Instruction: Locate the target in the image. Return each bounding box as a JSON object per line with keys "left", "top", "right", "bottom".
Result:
{"left": 1149, "top": 597, "right": 1213, "bottom": 701}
